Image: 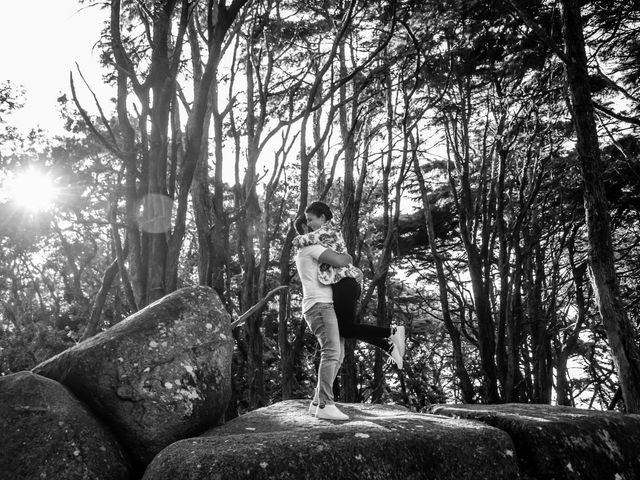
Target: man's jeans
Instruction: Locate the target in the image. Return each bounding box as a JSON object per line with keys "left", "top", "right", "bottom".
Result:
{"left": 304, "top": 302, "right": 345, "bottom": 406}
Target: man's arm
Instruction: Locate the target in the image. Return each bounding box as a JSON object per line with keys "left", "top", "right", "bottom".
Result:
{"left": 318, "top": 249, "right": 352, "bottom": 267}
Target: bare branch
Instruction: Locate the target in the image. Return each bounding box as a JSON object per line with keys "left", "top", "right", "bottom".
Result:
{"left": 75, "top": 63, "right": 119, "bottom": 147}
{"left": 230, "top": 285, "right": 289, "bottom": 328}
{"left": 69, "top": 71, "right": 123, "bottom": 159}
{"left": 593, "top": 101, "right": 640, "bottom": 127}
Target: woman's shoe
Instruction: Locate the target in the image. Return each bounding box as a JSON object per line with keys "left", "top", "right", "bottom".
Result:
{"left": 389, "top": 325, "right": 406, "bottom": 358}
{"left": 385, "top": 344, "right": 403, "bottom": 369}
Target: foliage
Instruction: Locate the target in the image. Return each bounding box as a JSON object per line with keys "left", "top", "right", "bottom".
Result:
{"left": 1, "top": 0, "right": 640, "bottom": 413}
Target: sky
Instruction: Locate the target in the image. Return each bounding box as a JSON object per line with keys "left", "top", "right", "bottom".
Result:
{"left": 1, "top": 1, "right": 110, "bottom": 135}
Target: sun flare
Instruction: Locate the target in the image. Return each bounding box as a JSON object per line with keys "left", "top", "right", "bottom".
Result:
{"left": 5, "top": 168, "right": 57, "bottom": 212}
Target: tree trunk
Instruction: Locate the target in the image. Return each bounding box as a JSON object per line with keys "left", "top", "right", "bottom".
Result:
{"left": 210, "top": 31, "right": 231, "bottom": 303}
{"left": 107, "top": 0, "right": 247, "bottom": 308}
{"left": 240, "top": 41, "right": 264, "bottom": 410}
{"left": 556, "top": 229, "right": 587, "bottom": 405}
{"left": 444, "top": 81, "right": 500, "bottom": 404}
{"left": 337, "top": 40, "right": 360, "bottom": 403}
{"left": 144, "top": 1, "right": 179, "bottom": 304}
{"left": 495, "top": 148, "right": 509, "bottom": 398}
{"left": 526, "top": 220, "right": 552, "bottom": 404}
{"left": 413, "top": 146, "right": 474, "bottom": 403}
{"left": 505, "top": 237, "right": 524, "bottom": 403}
{"left": 560, "top": 0, "right": 640, "bottom": 413}
{"left": 81, "top": 259, "right": 119, "bottom": 341}
{"left": 110, "top": 0, "right": 144, "bottom": 309}
{"left": 188, "top": 13, "right": 215, "bottom": 290}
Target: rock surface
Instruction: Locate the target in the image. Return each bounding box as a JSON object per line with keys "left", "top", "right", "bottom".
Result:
{"left": 142, "top": 399, "right": 518, "bottom": 480}
{"left": 0, "top": 371, "right": 134, "bottom": 480}
{"left": 32, "top": 286, "right": 233, "bottom": 466}
{"left": 431, "top": 403, "right": 640, "bottom": 480}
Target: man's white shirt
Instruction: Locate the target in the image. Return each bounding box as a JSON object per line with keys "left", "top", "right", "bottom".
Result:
{"left": 295, "top": 244, "right": 332, "bottom": 313}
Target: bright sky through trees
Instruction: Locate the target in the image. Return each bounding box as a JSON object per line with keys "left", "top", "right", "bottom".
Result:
{"left": 3, "top": 168, "right": 57, "bottom": 212}
{"left": 0, "top": 1, "right": 108, "bottom": 134}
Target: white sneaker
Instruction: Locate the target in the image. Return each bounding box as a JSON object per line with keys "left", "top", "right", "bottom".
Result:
{"left": 308, "top": 402, "right": 318, "bottom": 415}
{"left": 385, "top": 344, "right": 403, "bottom": 369}
{"left": 315, "top": 403, "right": 349, "bottom": 421}
{"left": 389, "top": 325, "right": 406, "bottom": 358}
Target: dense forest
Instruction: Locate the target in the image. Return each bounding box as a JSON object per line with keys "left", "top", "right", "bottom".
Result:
{"left": 1, "top": 0, "right": 639, "bottom": 418}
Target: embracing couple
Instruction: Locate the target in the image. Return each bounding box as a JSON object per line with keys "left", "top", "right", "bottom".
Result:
{"left": 293, "top": 201, "right": 406, "bottom": 421}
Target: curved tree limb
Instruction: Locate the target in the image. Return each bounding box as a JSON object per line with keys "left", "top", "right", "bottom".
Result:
{"left": 230, "top": 285, "right": 289, "bottom": 329}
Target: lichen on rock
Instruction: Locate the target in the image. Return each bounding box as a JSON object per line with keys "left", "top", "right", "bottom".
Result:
{"left": 32, "top": 286, "right": 233, "bottom": 467}
{"left": 142, "top": 399, "right": 519, "bottom": 480}
{"left": 0, "top": 371, "right": 134, "bottom": 480}
{"left": 431, "top": 403, "right": 640, "bottom": 480}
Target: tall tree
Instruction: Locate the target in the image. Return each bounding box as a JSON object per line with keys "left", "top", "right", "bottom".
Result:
{"left": 506, "top": 0, "right": 640, "bottom": 413}
{"left": 559, "top": 0, "right": 640, "bottom": 413}
{"left": 75, "top": 0, "right": 249, "bottom": 309}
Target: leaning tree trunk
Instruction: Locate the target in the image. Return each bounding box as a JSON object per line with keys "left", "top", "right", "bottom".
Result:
{"left": 561, "top": 0, "right": 640, "bottom": 413}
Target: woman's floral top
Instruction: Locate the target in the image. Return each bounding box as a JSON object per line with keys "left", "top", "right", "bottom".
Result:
{"left": 292, "top": 221, "right": 363, "bottom": 285}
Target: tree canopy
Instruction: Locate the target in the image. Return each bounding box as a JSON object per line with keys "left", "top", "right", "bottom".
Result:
{"left": 1, "top": 0, "right": 640, "bottom": 415}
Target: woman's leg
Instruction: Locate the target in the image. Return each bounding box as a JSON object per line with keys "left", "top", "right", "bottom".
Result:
{"left": 332, "top": 278, "right": 392, "bottom": 352}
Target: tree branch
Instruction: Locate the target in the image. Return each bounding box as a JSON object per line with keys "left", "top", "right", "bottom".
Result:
{"left": 593, "top": 101, "right": 640, "bottom": 127}
{"left": 69, "top": 72, "right": 123, "bottom": 159}
{"left": 230, "top": 285, "right": 289, "bottom": 329}
{"left": 505, "top": 0, "right": 572, "bottom": 65}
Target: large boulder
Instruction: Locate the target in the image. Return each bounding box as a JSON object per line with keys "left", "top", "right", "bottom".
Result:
{"left": 142, "top": 399, "right": 519, "bottom": 480}
{"left": 0, "top": 371, "right": 134, "bottom": 480}
{"left": 33, "top": 286, "right": 233, "bottom": 466}
{"left": 431, "top": 403, "right": 640, "bottom": 480}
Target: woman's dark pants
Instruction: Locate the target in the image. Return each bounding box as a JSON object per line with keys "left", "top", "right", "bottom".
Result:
{"left": 331, "top": 277, "right": 391, "bottom": 352}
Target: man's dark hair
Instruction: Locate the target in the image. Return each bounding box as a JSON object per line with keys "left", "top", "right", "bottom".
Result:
{"left": 294, "top": 215, "right": 307, "bottom": 235}
{"left": 305, "top": 201, "right": 333, "bottom": 221}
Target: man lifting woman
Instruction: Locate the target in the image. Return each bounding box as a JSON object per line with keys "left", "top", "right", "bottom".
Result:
{"left": 293, "top": 201, "right": 406, "bottom": 421}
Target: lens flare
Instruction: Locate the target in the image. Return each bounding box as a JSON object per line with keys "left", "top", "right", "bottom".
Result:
{"left": 4, "top": 168, "right": 57, "bottom": 212}
{"left": 137, "top": 193, "right": 174, "bottom": 233}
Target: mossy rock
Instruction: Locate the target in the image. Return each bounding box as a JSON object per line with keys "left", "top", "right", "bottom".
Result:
{"left": 142, "top": 399, "right": 518, "bottom": 480}
{"left": 0, "top": 371, "right": 134, "bottom": 480}
{"left": 33, "top": 286, "right": 233, "bottom": 467}
{"left": 431, "top": 403, "right": 640, "bottom": 480}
